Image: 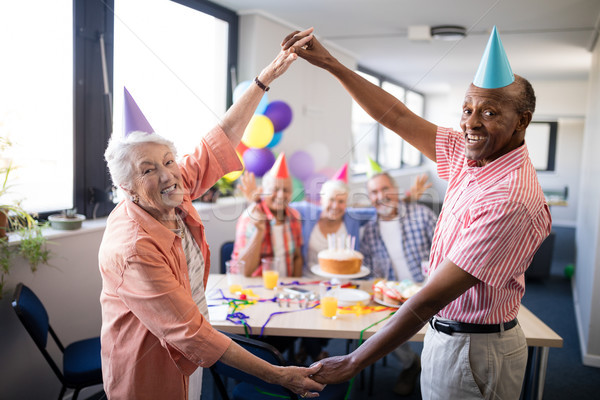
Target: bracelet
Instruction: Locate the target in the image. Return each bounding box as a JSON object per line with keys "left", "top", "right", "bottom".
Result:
{"left": 254, "top": 76, "right": 270, "bottom": 92}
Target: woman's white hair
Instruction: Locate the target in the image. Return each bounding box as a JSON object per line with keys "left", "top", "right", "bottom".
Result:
{"left": 104, "top": 131, "right": 177, "bottom": 190}
{"left": 320, "top": 179, "right": 349, "bottom": 203}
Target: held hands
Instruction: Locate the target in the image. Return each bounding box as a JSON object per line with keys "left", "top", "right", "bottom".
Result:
{"left": 259, "top": 28, "right": 315, "bottom": 87}
{"left": 309, "top": 355, "right": 356, "bottom": 385}
{"left": 281, "top": 28, "right": 334, "bottom": 70}
{"left": 277, "top": 363, "right": 325, "bottom": 398}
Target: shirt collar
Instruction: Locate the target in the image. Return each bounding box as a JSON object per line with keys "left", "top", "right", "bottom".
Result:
{"left": 465, "top": 142, "right": 529, "bottom": 184}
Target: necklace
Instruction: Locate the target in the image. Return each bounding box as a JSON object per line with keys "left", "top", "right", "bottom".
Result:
{"left": 170, "top": 215, "right": 185, "bottom": 239}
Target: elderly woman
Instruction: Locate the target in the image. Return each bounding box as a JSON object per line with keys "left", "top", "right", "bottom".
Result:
{"left": 98, "top": 31, "right": 324, "bottom": 400}
{"left": 232, "top": 154, "right": 303, "bottom": 278}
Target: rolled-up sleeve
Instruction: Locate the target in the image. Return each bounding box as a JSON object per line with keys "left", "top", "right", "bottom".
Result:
{"left": 179, "top": 125, "right": 243, "bottom": 200}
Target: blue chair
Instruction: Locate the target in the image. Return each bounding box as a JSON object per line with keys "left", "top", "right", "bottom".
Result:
{"left": 210, "top": 331, "right": 349, "bottom": 400}
{"left": 220, "top": 240, "right": 235, "bottom": 274}
{"left": 11, "top": 283, "right": 103, "bottom": 400}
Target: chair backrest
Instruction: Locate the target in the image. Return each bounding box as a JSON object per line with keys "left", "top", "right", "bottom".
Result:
{"left": 12, "top": 283, "right": 66, "bottom": 382}
{"left": 12, "top": 283, "right": 50, "bottom": 349}
{"left": 210, "top": 331, "right": 297, "bottom": 399}
{"left": 220, "top": 241, "right": 235, "bottom": 274}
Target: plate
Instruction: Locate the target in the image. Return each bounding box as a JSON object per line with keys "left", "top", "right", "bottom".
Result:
{"left": 310, "top": 265, "right": 370, "bottom": 279}
{"left": 373, "top": 297, "right": 402, "bottom": 308}
{"left": 337, "top": 289, "right": 371, "bottom": 306}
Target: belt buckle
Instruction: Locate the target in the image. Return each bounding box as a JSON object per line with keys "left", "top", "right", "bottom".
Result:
{"left": 433, "top": 319, "right": 454, "bottom": 335}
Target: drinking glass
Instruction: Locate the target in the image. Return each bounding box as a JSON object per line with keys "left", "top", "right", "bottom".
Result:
{"left": 226, "top": 260, "right": 245, "bottom": 294}
{"left": 261, "top": 257, "right": 281, "bottom": 290}
{"left": 319, "top": 281, "right": 340, "bottom": 319}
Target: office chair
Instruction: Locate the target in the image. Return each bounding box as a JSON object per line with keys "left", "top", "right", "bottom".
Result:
{"left": 11, "top": 283, "right": 103, "bottom": 400}
{"left": 210, "top": 331, "right": 349, "bottom": 400}
{"left": 220, "top": 240, "right": 235, "bottom": 274}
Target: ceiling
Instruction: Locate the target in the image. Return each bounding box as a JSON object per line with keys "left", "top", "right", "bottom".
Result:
{"left": 209, "top": 0, "right": 600, "bottom": 94}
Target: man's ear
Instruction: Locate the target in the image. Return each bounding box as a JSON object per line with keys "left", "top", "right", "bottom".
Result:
{"left": 517, "top": 110, "right": 533, "bottom": 133}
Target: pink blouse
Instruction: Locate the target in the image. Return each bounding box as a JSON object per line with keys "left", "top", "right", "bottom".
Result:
{"left": 99, "top": 126, "right": 242, "bottom": 399}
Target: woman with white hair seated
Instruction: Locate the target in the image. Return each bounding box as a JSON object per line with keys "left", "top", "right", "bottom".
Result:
{"left": 98, "top": 32, "right": 325, "bottom": 400}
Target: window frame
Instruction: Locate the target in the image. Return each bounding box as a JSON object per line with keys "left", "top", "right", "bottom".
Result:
{"left": 55, "top": 0, "right": 238, "bottom": 221}
{"left": 352, "top": 65, "right": 425, "bottom": 176}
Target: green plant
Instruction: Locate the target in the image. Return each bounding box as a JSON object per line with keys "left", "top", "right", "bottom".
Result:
{"left": 0, "top": 137, "right": 51, "bottom": 298}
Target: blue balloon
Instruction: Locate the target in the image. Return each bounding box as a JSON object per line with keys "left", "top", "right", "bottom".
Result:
{"left": 233, "top": 80, "right": 269, "bottom": 114}
{"left": 266, "top": 131, "right": 283, "bottom": 148}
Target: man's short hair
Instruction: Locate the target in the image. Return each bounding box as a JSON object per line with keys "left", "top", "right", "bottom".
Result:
{"left": 514, "top": 75, "right": 536, "bottom": 115}
{"left": 368, "top": 172, "right": 397, "bottom": 188}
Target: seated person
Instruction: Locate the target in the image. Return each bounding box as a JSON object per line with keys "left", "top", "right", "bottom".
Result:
{"left": 361, "top": 170, "right": 437, "bottom": 396}
{"left": 232, "top": 153, "right": 303, "bottom": 278}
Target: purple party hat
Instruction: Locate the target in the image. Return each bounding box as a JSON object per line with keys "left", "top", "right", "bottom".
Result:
{"left": 123, "top": 87, "right": 154, "bottom": 137}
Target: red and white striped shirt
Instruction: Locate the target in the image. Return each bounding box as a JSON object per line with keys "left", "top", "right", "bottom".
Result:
{"left": 429, "top": 127, "right": 552, "bottom": 324}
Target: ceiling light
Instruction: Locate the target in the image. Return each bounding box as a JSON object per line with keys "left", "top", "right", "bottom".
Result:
{"left": 430, "top": 25, "right": 467, "bottom": 41}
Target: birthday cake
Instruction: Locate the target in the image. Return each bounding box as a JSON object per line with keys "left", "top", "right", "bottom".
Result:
{"left": 373, "top": 279, "right": 423, "bottom": 305}
{"left": 318, "top": 248, "right": 363, "bottom": 275}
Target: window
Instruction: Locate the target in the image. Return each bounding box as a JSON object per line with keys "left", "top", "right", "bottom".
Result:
{"left": 0, "top": 0, "right": 239, "bottom": 219}
{"left": 350, "top": 68, "right": 424, "bottom": 175}
{"left": 527, "top": 121, "right": 557, "bottom": 171}
{"left": 1, "top": 2, "right": 73, "bottom": 213}
{"left": 113, "top": 0, "right": 230, "bottom": 156}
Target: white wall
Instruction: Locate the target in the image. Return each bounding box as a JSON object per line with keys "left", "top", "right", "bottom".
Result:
{"left": 574, "top": 38, "right": 600, "bottom": 367}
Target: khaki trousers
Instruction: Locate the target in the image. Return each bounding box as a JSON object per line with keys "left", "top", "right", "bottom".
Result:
{"left": 421, "top": 322, "right": 527, "bottom": 400}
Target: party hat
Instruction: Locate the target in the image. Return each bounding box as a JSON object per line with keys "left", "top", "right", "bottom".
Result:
{"left": 366, "top": 156, "right": 383, "bottom": 178}
{"left": 123, "top": 87, "right": 154, "bottom": 137}
{"left": 473, "top": 26, "right": 514, "bottom": 89}
{"left": 270, "top": 152, "right": 289, "bottom": 179}
{"left": 331, "top": 163, "right": 348, "bottom": 183}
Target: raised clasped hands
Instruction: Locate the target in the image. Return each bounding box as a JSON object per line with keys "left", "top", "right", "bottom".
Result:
{"left": 281, "top": 27, "right": 334, "bottom": 69}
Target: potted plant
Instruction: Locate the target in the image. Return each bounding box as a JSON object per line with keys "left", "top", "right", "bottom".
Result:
{"left": 0, "top": 137, "right": 51, "bottom": 299}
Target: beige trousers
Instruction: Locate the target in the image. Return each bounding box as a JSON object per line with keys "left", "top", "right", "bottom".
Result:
{"left": 421, "top": 322, "right": 527, "bottom": 399}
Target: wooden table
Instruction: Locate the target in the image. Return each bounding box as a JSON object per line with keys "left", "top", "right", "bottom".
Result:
{"left": 206, "top": 274, "right": 562, "bottom": 400}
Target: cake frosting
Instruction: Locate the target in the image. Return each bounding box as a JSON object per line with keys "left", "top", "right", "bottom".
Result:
{"left": 318, "top": 248, "right": 363, "bottom": 275}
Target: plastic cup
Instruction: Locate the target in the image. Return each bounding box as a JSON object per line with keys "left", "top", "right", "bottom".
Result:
{"left": 226, "top": 260, "right": 245, "bottom": 293}
{"left": 371, "top": 258, "right": 390, "bottom": 285}
{"left": 319, "top": 281, "right": 340, "bottom": 319}
{"left": 261, "top": 257, "right": 281, "bottom": 290}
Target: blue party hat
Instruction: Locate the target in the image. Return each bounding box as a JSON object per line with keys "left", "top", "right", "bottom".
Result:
{"left": 473, "top": 26, "right": 514, "bottom": 89}
{"left": 123, "top": 87, "right": 154, "bottom": 137}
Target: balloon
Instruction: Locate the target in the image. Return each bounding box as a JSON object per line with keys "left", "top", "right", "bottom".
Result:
{"left": 291, "top": 177, "right": 305, "bottom": 202}
{"left": 288, "top": 150, "right": 315, "bottom": 181}
{"left": 264, "top": 101, "right": 293, "bottom": 131}
{"left": 266, "top": 131, "right": 283, "bottom": 148}
{"left": 304, "top": 173, "right": 328, "bottom": 203}
{"left": 223, "top": 151, "right": 244, "bottom": 182}
{"left": 306, "top": 142, "right": 330, "bottom": 170}
{"left": 233, "top": 80, "right": 269, "bottom": 114}
{"left": 241, "top": 115, "right": 274, "bottom": 149}
{"left": 243, "top": 148, "right": 275, "bottom": 177}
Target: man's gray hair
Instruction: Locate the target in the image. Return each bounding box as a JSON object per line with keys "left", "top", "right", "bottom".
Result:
{"left": 104, "top": 131, "right": 177, "bottom": 190}
{"left": 368, "top": 172, "right": 397, "bottom": 188}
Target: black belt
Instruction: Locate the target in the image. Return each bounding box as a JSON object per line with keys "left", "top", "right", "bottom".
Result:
{"left": 430, "top": 318, "right": 518, "bottom": 335}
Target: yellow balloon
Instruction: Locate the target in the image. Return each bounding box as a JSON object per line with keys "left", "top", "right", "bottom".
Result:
{"left": 223, "top": 151, "right": 245, "bottom": 182}
{"left": 241, "top": 115, "right": 274, "bottom": 149}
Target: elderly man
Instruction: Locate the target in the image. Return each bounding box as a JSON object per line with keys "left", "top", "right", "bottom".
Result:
{"left": 283, "top": 26, "right": 551, "bottom": 399}
{"left": 361, "top": 171, "right": 437, "bottom": 395}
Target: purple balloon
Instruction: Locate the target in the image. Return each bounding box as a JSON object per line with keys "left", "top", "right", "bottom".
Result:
{"left": 243, "top": 148, "right": 275, "bottom": 177}
{"left": 288, "top": 150, "right": 315, "bottom": 181}
{"left": 264, "top": 101, "right": 293, "bottom": 132}
{"left": 304, "top": 173, "right": 328, "bottom": 203}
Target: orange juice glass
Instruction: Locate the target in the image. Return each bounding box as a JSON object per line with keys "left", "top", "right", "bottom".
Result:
{"left": 319, "top": 281, "right": 340, "bottom": 319}
{"left": 261, "top": 258, "right": 281, "bottom": 289}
